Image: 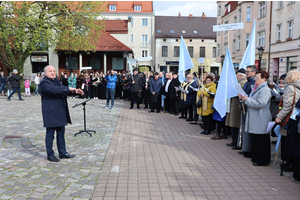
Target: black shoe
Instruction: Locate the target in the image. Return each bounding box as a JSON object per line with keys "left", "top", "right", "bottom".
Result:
{"left": 186, "top": 118, "right": 193, "bottom": 122}
{"left": 156, "top": 111, "right": 160, "bottom": 113}
{"left": 203, "top": 131, "right": 211, "bottom": 135}
{"left": 243, "top": 152, "right": 252, "bottom": 158}
{"left": 129, "top": 107, "right": 133, "bottom": 109}
{"left": 183, "top": 117, "right": 187, "bottom": 119}
{"left": 59, "top": 153, "right": 75, "bottom": 159}
{"left": 47, "top": 156, "right": 60, "bottom": 162}
{"left": 164, "top": 111, "right": 168, "bottom": 113}
{"left": 19, "top": 99, "right": 24, "bottom": 101}
{"left": 232, "top": 146, "right": 241, "bottom": 150}
{"left": 7, "top": 97, "right": 11, "bottom": 101}
{"left": 238, "top": 151, "right": 244, "bottom": 155}
{"left": 189, "top": 122, "right": 197, "bottom": 125}
{"left": 175, "top": 113, "right": 179, "bottom": 116}
{"left": 137, "top": 107, "right": 140, "bottom": 109}
{"left": 226, "top": 143, "right": 236, "bottom": 147}
{"left": 201, "top": 130, "right": 206, "bottom": 134}
{"left": 253, "top": 162, "right": 259, "bottom": 166}
{"left": 148, "top": 110, "right": 154, "bottom": 113}
{"left": 144, "top": 107, "right": 148, "bottom": 109}
{"left": 179, "top": 116, "right": 184, "bottom": 118}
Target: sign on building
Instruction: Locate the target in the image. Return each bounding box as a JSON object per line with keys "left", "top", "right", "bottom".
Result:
{"left": 213, "top": 23, "right": 244, "bottom": 32}
{"left": 31, "top": 56, "right": 47, "bottom": 62}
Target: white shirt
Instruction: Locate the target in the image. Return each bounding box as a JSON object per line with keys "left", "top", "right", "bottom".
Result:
{"left": 34, "top": 76, "right": 41, "bottom": 84}
{"left": 165, "top": 79, "right": 172, "bottom": 93}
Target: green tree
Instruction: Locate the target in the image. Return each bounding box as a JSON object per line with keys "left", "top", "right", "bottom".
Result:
{"left": 0, "top": 1, "right": 105, "bottom": 72}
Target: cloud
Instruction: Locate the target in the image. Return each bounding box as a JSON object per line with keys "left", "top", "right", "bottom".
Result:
{"left": 154, "top": 1, "right": 217, "bottom": 17}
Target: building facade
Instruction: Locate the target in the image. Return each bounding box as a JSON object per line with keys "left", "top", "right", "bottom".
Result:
{"left": 269, "top": 1, "right": 300, "bottom": 82}
{"left": 216, "top": 1, "right": 271, "bottom": 71}
{"left": 155, "top": 14, "right": 218, "bottom": 74}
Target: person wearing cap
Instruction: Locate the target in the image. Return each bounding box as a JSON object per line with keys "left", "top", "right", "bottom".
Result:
{"left": 129, "top": 69, "right": 142, "bottom": 109}
{"left": 149, "top": 72, "right": 162, "bottom": 113}
{"left": 225, "top": 68, "right": 247, "bottom": 143}
{"left": 7, "top": 69, "right": 24, "bottom": 101}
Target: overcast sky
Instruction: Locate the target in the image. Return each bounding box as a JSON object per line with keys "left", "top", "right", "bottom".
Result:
{"left": 153, "top": 1, "right": 217, "bottom": 17}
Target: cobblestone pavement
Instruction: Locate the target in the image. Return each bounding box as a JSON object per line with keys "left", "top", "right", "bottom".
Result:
{"left": 0, "top": 95, "right": 122, "bottom": 200}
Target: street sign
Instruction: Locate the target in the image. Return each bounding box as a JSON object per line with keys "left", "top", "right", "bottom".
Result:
{"left": 213, "top": 22, "right": 244, "bottom": 32}
{"left": 198, "top": 58, "right": 205, "bottom": 64}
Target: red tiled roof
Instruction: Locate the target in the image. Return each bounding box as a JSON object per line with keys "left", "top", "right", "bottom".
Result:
{"left": 104, "top": 20, "right": 128, "bottom": 34}
{"left": 222, "top": 1, "right": 239, "bottom": 18}
{"left": 102, "top": 1, "right": 153, "bottom": 13}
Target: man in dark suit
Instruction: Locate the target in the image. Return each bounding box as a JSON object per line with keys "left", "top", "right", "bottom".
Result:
{"left": 129, "top": 69, "right": 142, "bottom": 109}
{"left": 149, "top": 72, "right": 162, "bottom": 113}
{"left": 168, "top": 73, "right": 181, "bottom": 115}
{"left": 40, "top": 65, "right": 84, "bottom": 162}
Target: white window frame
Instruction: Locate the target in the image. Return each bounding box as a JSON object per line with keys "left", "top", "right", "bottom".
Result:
{"left": 278, "top": 1, "right": 284, "bottom": 9}
{"left": 233, "top": 39, "right": 236, "bottom": 53}
{"left": 218, "top": 5, "right": 221, "bottom": 16}
{"left": 237, "top": 35, "right": 241, "bottom": 50}
{"left": 142, "top": 34, "right": 148, "bottom": 47}
{"left": 224, "top": 43, "right": 228, "bottom": 55}
{"left": 224, "top": 20, "right": 229, "bottom": 34}
{"left": 142, "top": 18, "right": 148, "bottom": 26}
{"left": 288, "top": 20, "right": 293, "bottom": 38}
{"left": 134, "top": 5, "right": 141, "bottom": 11}
{"left": 213, "top": 47, "right": 216, "bottom": 58}
{"left": 131, "top": 18, "right": 134, "bottom": 27}
{"left": 109, "top": 5, "right": 116, "bottom": 11}
{"left": 238, "top": 9, "right": 242, "bottom": 22}
{"left": 258, "top": 31, "right": 265, "bottom": 47}
{"left": 245, "top": 34, "right": 250, "bottom": 48}
{"left": 246, "top": 6, "right": 251, "bottom": 22}
{"left": 259, "top": 1, "right": 266, "bottom": 18}
{"left": 142, "top": 50, "right": 148, "bottom": 57}
{"left": 217, "top": 44, "right": 220, "bottom": 56}
{"left": 277, "top": 24, "right": 282, "bottom": 41}
{"left": 234, "top": 16, "right": 237, "bottom": 23}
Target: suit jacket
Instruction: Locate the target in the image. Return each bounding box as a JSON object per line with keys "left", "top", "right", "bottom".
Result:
{"left": 129, "top": 74, "right": 142, "bottom": 93}
{"left": 168, "top": 78, "right": 181, "bottom": 99}
{"left": 40, "top": 76, "right": 72, "bottom": 128}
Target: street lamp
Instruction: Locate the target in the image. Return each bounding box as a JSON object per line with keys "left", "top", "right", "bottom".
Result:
{"left": 257, "top": 46, "right": 264, "bottom": 70}
{"left": 221, "top": 55, "right": 225, "bottom": 66}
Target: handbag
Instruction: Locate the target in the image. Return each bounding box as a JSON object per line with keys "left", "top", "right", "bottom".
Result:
{"left": 278, "top": 86, "right": 295, "bottom": 126}
{"left": 196, "top": 97, "right": 202, "bottom": 108}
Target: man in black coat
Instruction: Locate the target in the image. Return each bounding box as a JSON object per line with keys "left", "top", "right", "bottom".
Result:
{"left": 149, "top": 72, "right": 162, "bottom": 113}
{"left": 129, "top": 69, "right": 142, "bottom": 109}
{"left": 7, "top": 69, "right": 23, "bottom": 101}
{"left": 168, "top": 73, "right": 181, "bottom": 115}
{"left": 40, "top": 65, "right": 83, "bottom": 162}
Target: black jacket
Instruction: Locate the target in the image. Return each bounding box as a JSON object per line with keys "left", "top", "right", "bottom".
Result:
{"left": 129, "top": 74, "right": 142, "bottom": 93}
{"left": 11, "top": 73, "right": 22, "bottom": 88}
{"left": 168, "top": 78, "right": 181, "bottom": 99}
{"left": 40, "top": 76, "right": 72, "bottom": 128}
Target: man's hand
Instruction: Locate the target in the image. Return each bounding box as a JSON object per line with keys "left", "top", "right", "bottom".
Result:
{"left": 76, "top": 89, "right": 84, "bottom": 95}
{"left": 275, "top": 118, "right": 281, "bottom": 123}
{"left": 139, "top": 90, "right": 141, "bottom": 92}
{"left": 69, "top": 87, "right": 76, "bottom": 93}
{"left": 152, "top": 92, "right": 155, "bottom": 95}
{"left": 20, "top": 73, "right": 23, "bottom": 76}
{"left": 132, "top": 81, "right": 135, "bottom": 84}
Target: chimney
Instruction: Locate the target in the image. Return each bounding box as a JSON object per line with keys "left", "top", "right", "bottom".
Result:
{"left": 189, "top": 14, "right": 193, "bottom": 18}
{"left": 178, "top": 12, "right": 181, "bottom": 17}
{"left": 202, "top": 12, "right": 206, "bottom": 18}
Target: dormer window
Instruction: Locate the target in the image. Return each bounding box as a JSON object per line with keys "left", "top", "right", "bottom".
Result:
{"left": 157, "top": 30, "right": 161, "bottom": 33}
{"left": 134, "top": 5, "right": 141, "bottom": 11}
{"left": 228, "top": 4, "right": 231, "bottom": 12}
{"left": 109, "top": 5, "right": 116, "bottom": 11}
{"left": 182, "top": 30, "right": 186, "bottom": 33}
{"left": 193, "top": 30, "right": 198, "bottom": 34}
{"left": 170, "top": 30, "right": 174, "bottom": 33}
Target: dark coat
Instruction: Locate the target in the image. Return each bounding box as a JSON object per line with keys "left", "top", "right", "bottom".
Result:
{"left": 168, "top": 78, "right": 181, "bottom": 99}
{"left": 40, "top": 76, "right": 72, "bottom": 128}
{"left": 243, "top": 77, "right": 255, "bottom": 96}
{"left": 150, "top": 78, "right": 162, "bottom": 95}
{"left": 184, "top": 81, "right": 198, "bottom": 105}
{"left": 129, "top": 74, "right": 142, "bottom": 93}
{"left": 11, "top": 73, "right": 22, "bottom": 88}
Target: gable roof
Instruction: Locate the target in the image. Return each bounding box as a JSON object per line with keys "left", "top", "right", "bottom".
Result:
{"left": 155, "top": 16, "right": 216, "bottom": 39}
{"left": 104, "top": 20, "right": 128, "bottom": 34}
{"left": 102, "top": 1, "right": 153, "bottom": 13}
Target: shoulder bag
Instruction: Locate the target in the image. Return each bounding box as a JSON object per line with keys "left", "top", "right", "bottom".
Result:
{"left": 278, "top": 86, "right": 295, "bottom": 126}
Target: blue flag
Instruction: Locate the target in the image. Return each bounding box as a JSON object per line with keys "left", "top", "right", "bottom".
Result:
{"left": 213, "top": 48, "right": 238, "bottom": 118}
{"left": 274, "top": 125, "right": 281, "bottom": 153}
{"left": 178, "top": 36, "right": 194, "bottom": 83}
{"left": 239, "top": 19, "right": 256, "bottom": 69}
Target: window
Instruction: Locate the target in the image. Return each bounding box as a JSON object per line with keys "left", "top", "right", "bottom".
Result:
{"left": 188, "top": 46, "right": 193, "bottom": 58}
{"left": 193, "top": 30, "right": 198, "bottom": 34}
{"left": 142, "top": 50, "right": 148, "bottom": 57}
{"left": 237, "top": 35, "right": 241, "bottom": 50}
{"left": 66, "top": 57, "right": 78, "bottom": 70}
{"left": 182, "top": 30, "right": 186, "bottom": 34}
{"left": 218, "top": 5, "right": 221, "bottom": 16}
{"left": 131, "top": 34, "right": 134, "bottom": 42}
{"left": 246, "top": 34, "right": 250, "bottom": 48}
{"left": 157, "top": 30, "right": 161, "bottom": 33}
{"left": 134, "top": 5, "right": 141, "bottom": 11}
{"left": 142, "top": 18, "right": 148, "bottom": 26}
{"left": 170, "top": 30, "right": 174, "bottom": 34}
{"left": 200, "top": 47, "right": 205, "bottom": 57}
{"left": 228, "top": 4, "right": 231, "bottom": 12}
{"left": 288, "top": 21, "right": 293, "bottom": 38}
{"left": 246, "top": 6, "right": 251, "bottom": 22}
{"left": 278, "top": 1, "right": 283, "bottom": 9}
{"left": 225, "top": 21, "right": 229, "bottom": 34}
{"left": 162, "top": 46, "right": 168, "bottom": 57}
{"left": 224, "top": 43, "right": 228, "bottom": 54}
{"left": 238, "top": 9, "right": 242, "bottom": 22}
{"left": 233, "top": 39, "right": 236, "bottom": 53}
{"left": 259, "top": 1, "right": 267, "bottom": 18}
{"left": 288, "top": 1, "right": 295, "bottom": 4}
{"left": 287, "top": 56, "right": 297, "bottom": 72}
{"left": 277, "top": 24, "right": 282, "bottom": 41}
{"left": 258, "top": 31, "right": 265, "bottom": 46}
{"left": 217, "top": 44, "right": 220, "bottom": 56}
{"left": 89, "top": 57, "right": 101, "bottom": 70}
{"left": 109, "top": 5, "right": 116, "bottom": 11}
{"left": 142, "top": 34, "right": 148, "bottom": 47}
{"left": 132, "top": 18, "right": 134, "bottom": 27}
{"left": 213, "top": 47, "right": 216, "bottom": 58}
{"left": 234, "top": 16, "right": 237, "bottom": 23}
{"left": 112, "top": 57, "right": 124, "bottom": 70}
{"left": 174, "top": 46, "right": 180, "bottom": 57}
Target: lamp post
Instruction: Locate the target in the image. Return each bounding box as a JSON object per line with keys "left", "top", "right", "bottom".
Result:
{"left": 257, "top": 46, "right": 264, "bottom": 70}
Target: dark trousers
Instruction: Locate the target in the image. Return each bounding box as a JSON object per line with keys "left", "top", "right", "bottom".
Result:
{"left": 251, "top": 133, "right": 271, "bottom": 165}
{"left": 84, "top": 86, "right": 91, "bottom": 99}
{"left": 181, "top": 107, "right": 187, "bottom": 117}
{"left": 216, "top": 121, "right": 226, "bottom": 135}
{"left": 143, "top": 90, "right": 150, "bottom": 108}
{"left": 150, "top": 94, "right": 161, "bottom": 112}
{"left": 165, "top": 94, "right": 171, "bottom": 112}
{"left": 45, "top": 126, "right": 67, "bottom": 157}
{"left": 293, "top": 157, "right": 300, "bottom": 180}
{"left": 202, "top": 114, "right": 213, "bottom": 132}
{"left": 8, "top": 87, "right": 22, "bottom": 99}
{"left": 193, "top": 105, "right": 199, "bottom": 121}
{"left": 187, "top": 105, "right": 193, "bottom": 120}
{"left": 170, "top": 99, "right": 180, "bottom": 114}
{"left": 231, "top": 127, "right": 239, "bottom": 146}
{"left": 131, "top": 92, "right": 140, "bottom": 108}
{"left": 123, "top": 90, "right": 129, "bottom": 100}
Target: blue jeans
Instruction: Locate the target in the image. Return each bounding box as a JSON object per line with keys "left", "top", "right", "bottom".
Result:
{"left": 35, "top": 84, "right": 39, "bottom": 95}
{"left": 106, "top": 88, "right": 115, "bottom": 106}
{"left": 45, "top": 126, "right": 67, "bottom": 157}
{"left": 0, "top": 83, "right": 5, "bottom": 94}
{"left": 8, "top": 87, "right": 22, "bottom": 99}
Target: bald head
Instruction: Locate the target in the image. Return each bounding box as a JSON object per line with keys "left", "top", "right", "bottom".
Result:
{"left": 44, "top": 65, "right": 56, "bottom": 79}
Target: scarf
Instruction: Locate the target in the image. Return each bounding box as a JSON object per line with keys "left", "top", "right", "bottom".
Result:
{"left": 182, "top": 80, "right": 194, "bottom": 101}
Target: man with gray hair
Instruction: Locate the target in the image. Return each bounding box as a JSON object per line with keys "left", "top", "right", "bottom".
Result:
{"left": 7, "top": 69, "right": 23, "bottom": 101}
